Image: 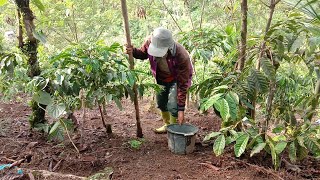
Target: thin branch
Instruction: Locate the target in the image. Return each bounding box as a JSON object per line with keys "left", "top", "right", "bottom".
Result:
{"left": 66, "top": 21, "right": 76, "bottom": 42}
{"left": 60, "top": 119, "right": 79, "bottom": 154}
{"left": 162, "top": 0, "right": 183, "bottom": 32}
{"left": 274, "top": 0, "right": 281, "bottom": 5}
{"left": 199, "top": 0, "right": 206, "bottom": 29}
{"left": 185, "top": 3, "right": 195, "bottom": 30}
{"left": 50, "top": 28, "right": 74, "bottom": 43}
{"left": 72, "top": 7, "right": 79, "bottom": 43}
{"left": 256, "top": 1, "right": 276, "bottom": 69}
{"left": 260, "top": 0, "right": 270, "bottom": 8}
{"left": 94, "top": 26, "right": 107, "bottom": 42}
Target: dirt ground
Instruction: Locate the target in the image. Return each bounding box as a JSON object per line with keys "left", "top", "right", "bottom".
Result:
{"left": 0, "top": 97, "right": 319, "bottom": 180}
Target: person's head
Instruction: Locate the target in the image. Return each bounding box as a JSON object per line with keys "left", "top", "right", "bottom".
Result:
{"left": 148, "top": 27, "right": 174, "bottom": 58}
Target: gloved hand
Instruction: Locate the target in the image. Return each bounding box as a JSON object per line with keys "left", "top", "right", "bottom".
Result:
{"left": 178, "top": 111, "right": 185, "bottom": 125}
{"left": 124, "top": 44, "right": 133, "bottom": 54}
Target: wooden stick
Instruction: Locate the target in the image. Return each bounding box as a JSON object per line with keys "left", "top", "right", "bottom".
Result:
{"left": 120, "top": 0, "right": 143, "bottom": 138}
{"left": 79, "top": 89, "right": 85, "bottom": 146}
{"left": 52, "top": 159, "right": 63, "bottom": 172}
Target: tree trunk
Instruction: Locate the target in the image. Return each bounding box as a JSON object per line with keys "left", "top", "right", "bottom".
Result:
{"left": 15, "top": 0, "right": 46, "bottom": 127}
{"left": 120, "top": 0, "right": 143, "bottom": 138}
{"left": 17, "top": 9, "right": 23, "bottom": 48}
{"left": 237, "top": 0, "right": 248, "bottom": 71}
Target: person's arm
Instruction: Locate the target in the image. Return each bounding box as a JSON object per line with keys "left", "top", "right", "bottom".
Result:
{"left": 132, "top": 38, "right": 151, "bottom": 60}
{"left": 175, "top": 46, "right": 191, "bottom": 112}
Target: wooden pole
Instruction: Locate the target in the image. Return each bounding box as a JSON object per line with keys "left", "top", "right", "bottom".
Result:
{"left": 120, "top": 0, "right": 143, "bottom": 138}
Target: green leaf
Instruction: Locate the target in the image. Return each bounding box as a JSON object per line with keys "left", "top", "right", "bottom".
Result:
{"left": 240, "top": 98, "right": 254, "bottom": 109}
{"left": 33, "top": 30, "right": 47, "bottom": 44}
{"left": 48, "top": 123, "right": 64, "bottom": 141}
{"left": 247, "top": 69, "right": 269, "bottom": 93}
{"left": 46, "top": 103, "right": 66, "bottom": 119}
{"left": 49, "top": 120, "right": 61, "bottom": 134}
{"left": 250, "top": 143, "right": 266, "bottom": 157}
{"left": 106, "top": 94, "right": 113, "bottom": 103}
{"left": 297, "top": 145, "right": 308, "bottom": 160}
{"left": 289, "top": 142, "right": 297, "bottom": 163}
{"left": 225, "top": 93, "right": 238, "bottom": 120}
{"left": 213, "top": 85, "right": 228, "bottom": 91}
{"left": 127, "top": 71, "right": 135, "bottom": 86}
{"left": 246, "top": 133, "right": 259, "bottom": 149}
{"left": 269, "top": 141, "right": 280, "bottom": 170}
{"left": 290, "top": 36, "right": 303, "bottom": 52}
{"left": 32, "top": 0, "right": 45, "bottom": 11}
{"left": 214, "top": 98, "right": 230, "bottom": 121}
{"left": 34, "top": 123, "right": 50, "bottom": 133}
{"left": 213, "top": 135, "right": 225, "bottom": 156}
{"left": 33, "top": 91, "right": 52, "bottom": 105}
{"left": 272, "top": 135, "right": 286, "bottom": 142}
{"left": 0, "top": 0, "right": 7, "bottom": 6}
{"left": 200, "top": 93, "right": 223, "bottom": 111}
{"left": 275, "top": 141, "right": 287, "bottom": 154}
{"left": 225, "top": 136, "right": 236, "bottom": 145}
{"left": 113, "top": 97, "right": 123, "bottom": 110}
{"left": 129, "top": 139, "right": 143, "bottom": 149}
{"left": 229, "top": 91, "right": 239, "bottom": 104}
{"left": 138, "top": 85, "right": 144, "bottom": 98}
{"left": 228, "top": 129, "right": 237, "bottom": 136}
{"left": 305, "top": 136, "right": 320, "bottom": 153}
{"left": 272, "top": 125, "right": 285, "bottom": 134}
{"left": 56, "top": 74, "right": 64, "bottom": 85}
{"left": 297, "top": 136, "right": 307, "bottom": 148}
{"left": 107, "top": 73, "right": 113, "bottom": 81}
{"left": 203, "top": 132, "right": 221, "bottom": 142}
{"left": 261, "top": 58, "right": 275, "bottom": 81}
{"left": 234, "top": 134, "right": 250, "bottom": 157}
{"left": 60, "top": 118, "right": 74, "bottom": 131}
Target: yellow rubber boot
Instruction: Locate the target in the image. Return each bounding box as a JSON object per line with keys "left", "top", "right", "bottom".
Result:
{"left": 154, "top": 111, "right": 170, "bottom": 133}
{"left": 169, "top": 114, "right": 177, "bottom": 124}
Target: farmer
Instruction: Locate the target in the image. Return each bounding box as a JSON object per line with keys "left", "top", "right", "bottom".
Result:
{"left": 125, "top": 27, "right": 193, "bottom": 133}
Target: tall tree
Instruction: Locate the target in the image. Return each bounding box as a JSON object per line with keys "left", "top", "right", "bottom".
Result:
{"left": 15, "top": 0, "right": 46, "bottom": 127}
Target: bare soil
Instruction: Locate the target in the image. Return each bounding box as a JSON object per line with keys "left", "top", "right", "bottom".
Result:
{"left": 0, "top": 97, "right": 319, "bottom": 180}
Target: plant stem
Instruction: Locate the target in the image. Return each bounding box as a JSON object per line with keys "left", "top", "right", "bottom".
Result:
{"left": 98, "top": 102, "right": 112, "bottom": 134}
{"left": 60, "top": 119, "right": 79, "bottom": 154}
{"left": 252, "top": 0, "right": 280, "bottom": 121}
{"left": 199, "top": 0, "right": 206, "bottom": 29}
{"left": 162, "top": 0, "right": 183, "bottom": 32}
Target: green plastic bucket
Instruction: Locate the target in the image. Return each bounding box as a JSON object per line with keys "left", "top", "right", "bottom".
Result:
{"left": 167, "top": 124, "right": 199, "bottom": 154}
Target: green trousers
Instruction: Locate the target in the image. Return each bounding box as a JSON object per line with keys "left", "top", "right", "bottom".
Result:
{"left": 156, "top": 80, "right": 178, "bottom": 118}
